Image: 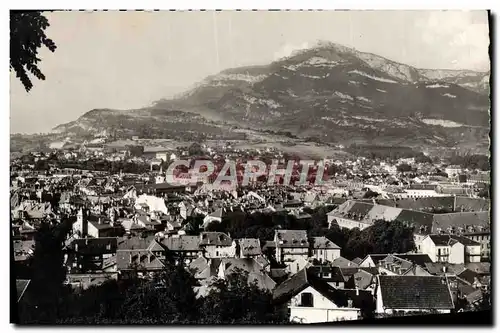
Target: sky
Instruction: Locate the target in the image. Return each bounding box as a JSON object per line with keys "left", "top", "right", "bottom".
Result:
{"left": 10, "top": 10, "right": 490, "bottom": 134}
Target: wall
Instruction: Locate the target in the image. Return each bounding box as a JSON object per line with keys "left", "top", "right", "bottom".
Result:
{"left": 290, "top": 307, "right": 360, "bottom": 323}
{"left": 420, "top": 236, "right": 437, "bottom": 262}
{"left": 87, "top": 223, "right": 100, "bottom": 238}
{"left": 288, "top": 286, "right": 360, "bottom": 323}
{"left": 277, "top": 246, "right": 308, "bottom": 264}
{"left": 335, "top": 218, "right": 371, "bottom": 230}
{"left": 204, "top": 244, "right": 236, "bottom": 259}
{"left": 449, "top": 242, "right": 465, "bottom": 264}
{"left": 465, "top": 245, "right": 481, "bottom": 263}
{"left": 312, "top": 248, "right": 341, "bottom": 263}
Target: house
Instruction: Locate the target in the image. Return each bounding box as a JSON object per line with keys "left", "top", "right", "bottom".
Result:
{"left": 116, "top": 236, "right": 165, "bottom": 277}
{"left": 310, "top": 237, "right": 341, "bottom": 263}
{"left": 199, "top": 232, "right": 234, "bottom": 258}
{"left": 274, "top": 230, "right": 309, "bottom": 268}
{"left": 331, "top": 256, "right": 359, "bottom": 268}
{"left": 73, "top": 208, "right": 119, "bottom": 238}
{"left": 217, "top": 258, "right": 276, "bottom": 291}
{"left": 462, "top": 231, "right": 491, "bottom": 261}
{"left": 420, "top": 234, "right": 481, "bottom": 264}
{"left": 66, "top": 237, "right": 117, "bottom": 273}
{"left": 235, "top": 238, "right": 262, "bottom": 258}
{"left": 375, "top": 275, "right": 455, "bottom": 315}
{"left": 308, "top": 265, "right": 346, "bottom": 288}
{"left": 160, "top": 235, "right": 202, "bottom": 265}
{"left": 202, "top": 208, "right": 227, "bottom": 229}
{"left": 376, "top": 255, "right": 432, "bottom": 276}
{"left": 273, "top": 268, "right": 374, "bottom": 323}
{"left": 445, "top": 165, "right": 462, "bottom": 178}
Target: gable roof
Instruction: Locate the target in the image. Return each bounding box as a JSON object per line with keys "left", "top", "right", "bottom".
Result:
{"left": 378, "top": 275, "right": 454, "bottom": 310}
{"left": 311, "top": 236, "right": 340, "bottom": 249}
{"left": 332, "top": 256, "right": 359, "bottom": 268}
{"left": 273, "top": 268, "right": 372, "bottom": 309}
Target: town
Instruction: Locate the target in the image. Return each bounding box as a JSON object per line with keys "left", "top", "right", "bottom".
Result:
{"left": 12, "top": 137, "right": 491, "bottom": 324}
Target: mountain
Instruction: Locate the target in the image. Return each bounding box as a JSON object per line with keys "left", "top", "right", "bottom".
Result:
{"left": 52, "top": 41, "right": 490, "bottom": 150}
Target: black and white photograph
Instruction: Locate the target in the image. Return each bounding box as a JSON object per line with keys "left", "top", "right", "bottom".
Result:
{"left": 9, "top": 8, "right": 492, "bottom": 325}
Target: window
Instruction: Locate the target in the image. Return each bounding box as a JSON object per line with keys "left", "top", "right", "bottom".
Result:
{"left": 300, "top": 292, "right": 314, "bottom": 307}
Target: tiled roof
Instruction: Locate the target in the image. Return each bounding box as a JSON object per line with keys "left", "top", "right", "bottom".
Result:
{"left": 220, "top": 258, "right": 263, "bottom": 276}
{"left": 162, "top": 235, "right": 201, "bottom": 252}
{"left": 378, "top": 275, "right": 454, "bottom": 310}
{"left": 457, "top": 269, "right": 479, "bottom": 285}
{"left": 428, "top": 234, "right": 481, "bottom": 247}
{"left": 353, "top": 269, "right": 376, "bottom": 289}
{"left": 352, "top": 257, "right": 363, "bottom": 265}
{"left": 117, "top": 235, "right": 154, "bottom": 250}
{"left": 423, "top": 262, "right": 465, "bottom": 276}
{"left": 275, "top": 230, "right": 309, "bottom": 248}
{"left": 454, "top": 197, "right": 490, "bottom": 212}
{"left": 365, "top": 205, "right": 402, "bottom": 223}
{"left": 308, "top": 265, "right": 345, "bottom": 283}
{"left": 311, "top": 236, "right": 340, "bottom": 249}
{"left": 432, "top": 212, "right": 490, "bottom": 233}
{"left": 465, "top": 262, "right": 490, "bottom": 275}
{"left": 69, "top": 237, "right": 118, "bottom": 255}
{"left": 238, "top": 238, "right": 262, "bottom": 256}
{"left": 332, "top": 256, "right": 359, "bottom": 268}
{"left": 199, "top": 232, "right": 232, "bottom": 247}
{"left": 247, "top": 272, "right": 277, "bottom": 291}
{"left": 394, "top": 210, "right": 434, "bottom": 234}
{"left": 116, "top": 250, "right": 165, "bottom": 271}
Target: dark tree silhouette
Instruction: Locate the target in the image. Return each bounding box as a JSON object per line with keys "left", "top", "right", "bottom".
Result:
{"left": 10, "top": 10, "right": 56, "bottom": 92}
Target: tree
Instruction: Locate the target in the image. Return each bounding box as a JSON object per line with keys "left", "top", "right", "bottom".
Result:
{"left": 363, "top": 189, "right": 379, "bottom": 199}
{"left": 478, "top": 187, "right": 490, "bottom": 198}
{"left": 415, "top": 152, "right": 433, "bottom": 164}
{"left": 10, "top": 11, "right": 57, "bottom": 92}
{"left": 18, "top": 222, "right": 69, "bottom": 323}
{"left": 198, "top": 269, "right": 287, "bottom": 324}
{"left": 188, "top": 142, "right": 203, "bottom": 156}
{"left": 118, "top": 263, "right": 199, "bottom": 323}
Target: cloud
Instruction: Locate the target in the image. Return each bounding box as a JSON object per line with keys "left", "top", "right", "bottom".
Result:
{"left": 273, "top": 42, "right": 310, "bottom": 61}
{"left": 416, "top": 11, "right": 490, "bottom": 70}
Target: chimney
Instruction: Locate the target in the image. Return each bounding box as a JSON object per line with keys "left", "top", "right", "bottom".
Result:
{"left": 347, "top": 299, "right": 353, "bottom": 308}
{"left": 98, "top": 217, "right": 102, "bottom": 225}
{"left": 75, "top": 244, "right": 79, "bottom": 252}
{"left": 356, "top": 287, "right": 359, "bottom": 296}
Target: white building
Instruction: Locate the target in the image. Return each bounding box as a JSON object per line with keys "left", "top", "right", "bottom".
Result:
{"left": 274, "top": 230, "right": 309, "bottom": 270}
{"left": 310, "top": 237, "right": 341, "bottom": 263}
{"left": 273, "top": 269, "right": 366, "bottom": 323}
{"left": 419, "top": 234, "right": 481, "bottom": 264}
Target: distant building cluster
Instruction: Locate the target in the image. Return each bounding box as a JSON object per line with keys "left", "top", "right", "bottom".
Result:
{"left": 12, "top": 137, "right": 491, "bottom": 323}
